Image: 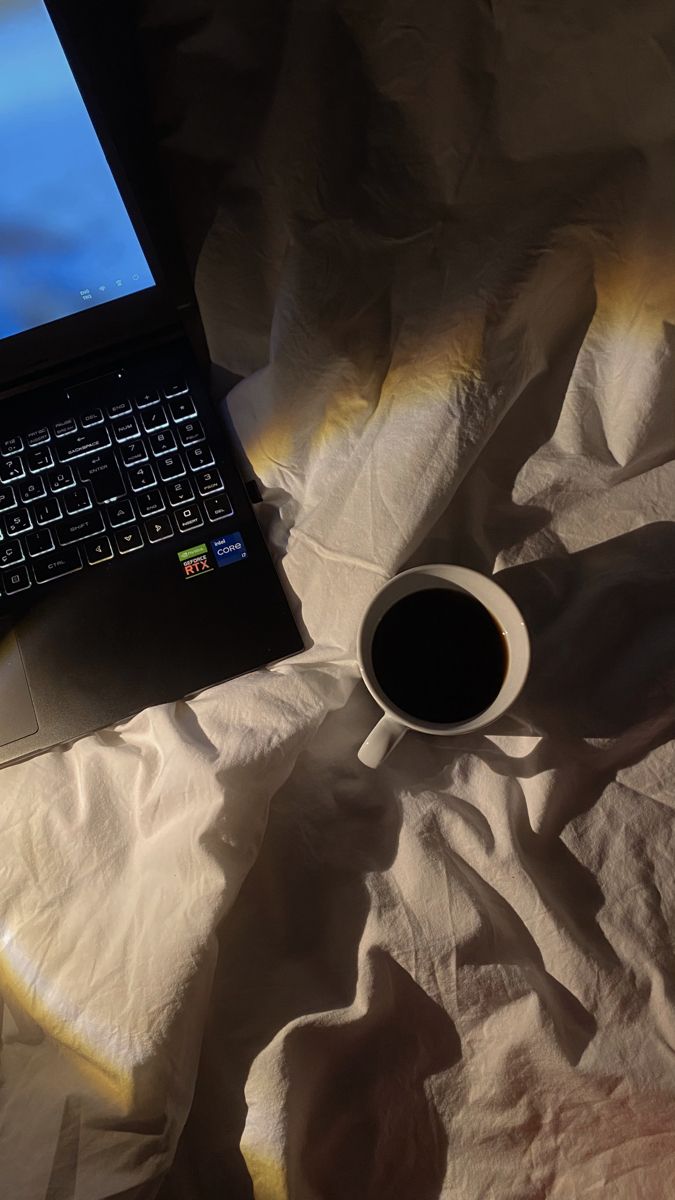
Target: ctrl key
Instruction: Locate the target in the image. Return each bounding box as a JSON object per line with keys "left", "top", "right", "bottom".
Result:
{"left": 3, "top": 565, "right": 31, "bottom": 596}
{"left": 33, "top": 546, "right": 82, "bottom": 585}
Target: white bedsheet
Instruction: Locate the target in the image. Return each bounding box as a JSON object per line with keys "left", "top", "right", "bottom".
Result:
{"left": 3, "top": 1, "right": 675, "bottom": 1197}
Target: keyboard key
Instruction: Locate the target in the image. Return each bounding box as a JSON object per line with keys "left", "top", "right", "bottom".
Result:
{"left": 175, "top": 503, "right": 203, "bottom": 534}
{"left": 80, "top": 408, "right": 104, "bottom": 427}
{"left": 107, "top": 398, "right": 132, "bottom": 419}
{"left": 0, "top": 457, "right": 25, "bottom": 484}
{"left": 186, "top": 444, "right": 214, "bottom": 472}
{"left": 120, "top": 439, "right": 148, "bottom": 467}
{"left": 58, "top": 428, "right": 111, "bottom": 462}
{"left": 194, "top": 468, "right": 224, "bottom": 496}
{"left": 26, "top": 446, "right": 54, "bottom": 473}
{"left": 163, "top": 379, "right": 189, "bottom": 399}
{"left": 149, "top": 429, "right": 176, "bottom": 456}
{"left": 48, "top": 466, "right": 76, "bottom": 492}
{"left": 0, "top": 436, "right": 22, "bottom": 456}
{"left": 58, "top": 510, "right": 105, "bottom": 546}
{"left": 3, "top": 565, "right": 31, "bottom": 596}
{"left": 0, "top": 486, "right": 17, "bottom": 513}
{"left": 26, "top": 528, "right": 55, "bottom": 558}
{"left": 64, "top": 486, "right": 92, "bottom": 516}
{"left": 108, "top": 499, "right": 135, "bottom": 528}
{"left": 165, "top": 478, "right": 194, "bottom": 507}
{"left": 19, "top": 477, "right": 46, "bottom": 504}
{"left": 157, "top": 453, "right": 185, "bottom": 482}
{"left": 34, "top": 496, "right": 62, "bottom": 526}
{"left": 112, "top": 416, "right": 140, "bottom": 442}
{"left": 141, "top": 406, "right": 168, "bottom": 433}
{"left": 134, "top": 388, "right": 160, "bottom": 409}
{"left": 5, "top": 509, "right": 32, "bottom": 537}
{"left": 26, "top": 427, "right": 50, "bottom": 447}
{"left": 53, "top": 417, "right": 78, "bottom": 438}
{"left": 136, "top": 489, "right": 165, "bottom": 518}
{"left": 85, "top": 535, "right": 114, "bottom": 565}
{"left": 128, "top": 463, "right": 156, "bottom": 491}
{"left": 0, "top": 541, "right": 24, "bottom": 569}
{"left": 33, "top": 546, "right": 82, "bottom": 585}
{"left": 169, "top": 393, "right": 196, "bottom": 422}
{"left": 84, "top": 453, "right": 126, "bottom": 504}
{"left": 204, "top": 493, "right": 233, "bottom": 521}
{"left": 178, "top": 419, "right": 205, "bottom": 447}
{"left": 115, "top": 526, "right": 144, "bottom": 555}
{"left": 145, "top": 513, "right": 174, "bottom": 543}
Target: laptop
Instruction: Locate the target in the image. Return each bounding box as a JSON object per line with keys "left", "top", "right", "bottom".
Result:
{"left": 0, "top": 0, "right": 302, "bottom": 767}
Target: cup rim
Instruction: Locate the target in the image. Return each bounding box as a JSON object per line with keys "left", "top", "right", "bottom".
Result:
{"left": 357, "top": 564, "right": 530, "bottom": 735}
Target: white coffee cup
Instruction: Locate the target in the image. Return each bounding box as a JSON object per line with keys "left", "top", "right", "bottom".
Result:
{"left": 357, "top": 565, "right": 530, "bottom": 768}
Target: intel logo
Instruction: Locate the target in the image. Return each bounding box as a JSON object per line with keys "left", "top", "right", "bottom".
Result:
{"left": 210, "top": 533, "right": 247, "bottom": 567}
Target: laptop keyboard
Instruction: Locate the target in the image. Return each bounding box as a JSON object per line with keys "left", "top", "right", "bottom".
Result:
{"left": 0, "top": 381, "right": 234, "bottom": 598}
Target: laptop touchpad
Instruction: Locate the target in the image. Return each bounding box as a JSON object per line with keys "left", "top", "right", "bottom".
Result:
{"left": 0, "top": 633, "right": 38, "bottom": 748}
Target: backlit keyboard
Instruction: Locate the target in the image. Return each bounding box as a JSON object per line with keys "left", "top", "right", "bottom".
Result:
{"left": 0, "top": 380, "right": 233, "bottom": 598}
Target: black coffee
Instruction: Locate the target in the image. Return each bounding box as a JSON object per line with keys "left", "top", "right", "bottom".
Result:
{"left": 370, "top": 587, "right": 507, "bottom": 723}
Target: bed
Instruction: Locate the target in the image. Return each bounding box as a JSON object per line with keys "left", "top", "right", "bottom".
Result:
{"left": 2, "top": 1, "right": 675, "bottom": 1197}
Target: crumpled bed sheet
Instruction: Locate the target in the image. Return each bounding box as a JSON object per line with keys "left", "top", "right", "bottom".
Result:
{"left": 2, "top": 1, "right": 675, "bottom": 1197}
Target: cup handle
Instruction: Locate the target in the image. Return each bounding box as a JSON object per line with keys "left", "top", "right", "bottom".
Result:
{"left": 357, "top": 715, "right": 407, "bottom": 769}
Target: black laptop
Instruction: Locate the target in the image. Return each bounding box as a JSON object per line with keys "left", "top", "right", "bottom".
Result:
{"left": 0, "top": 1, "right": 302, "bottom": 766}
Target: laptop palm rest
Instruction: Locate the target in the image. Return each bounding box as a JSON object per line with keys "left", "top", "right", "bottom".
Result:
{"left": 0, "top": 633, "right": 39, "bottom": 748}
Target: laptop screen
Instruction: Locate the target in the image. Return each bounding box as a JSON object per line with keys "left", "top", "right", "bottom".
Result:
{"left": 0, "top": 0, "right": 155, "bottom": 343}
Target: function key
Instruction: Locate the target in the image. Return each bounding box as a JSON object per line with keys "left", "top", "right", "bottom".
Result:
{"left": 148, "top": 429, "right": 176, "bottom": 456}
{"left": 5, "top": 508, "right": 32, "bottom": 537}
{"left": 194, "top": 468, "right": 223, "bottom": 496}
{"left": 85, "top": 534, "right": 114, "bottom": 566}
{"left": 157, "top": 453, "right": 185, "bottom": 482}
{"left": 169, "top": 393, "right": 197, "bottom": 422}
{"left": 26, "top": 528, "right": 55, "bottom": 558}
{"left": 34, "top": 496, "right": 62, "bottom": 526}
{"left": 107, "top": 398, "right": 133, "bottom": 419}
{"left": 145, "top": 513, "right": 174, "bottom": 543}
{"left": 120, "top": 439, "right": 148, "bottom": 468}
{"left": 48, "top": 466, "right": 75, "bottom": 492}
{"left": 141, "top": 406, "right": 168, "bottom": 433}
{"left": 136, "top": 489, "right": 165, "bottom": 518}
{"left": 0, "top": 486, "right": 17, "bottom": 513}
{"left": 178, "top": 419, "right": 205, "bottom": 447}
{"left": 3, "top": 564, "right": 31, "bottom": 596}
{"left": 33, "top": 546, "right": 82, "bottom": 585}
{"left": 128, "top": 463, "right": 156, "bottom": 492}
{"left": 135, "top": 388, "right": 160, "bottom": 409}
{"left": 0, "top": 457, "right": 25, "bottom": 484}
{"left": 115, "top": 526, "right": 144, "bottom": 555}
{"left": 204, "top": 493, "right": 233, "bottom": 522}
{"left": 0, "top": 436, "right": 23, "bottom": 457}
{"left": 108, "top": 499, "right": 135, "bottom": 528}
{"left": 64, "top": 487, "right": 92, "bottom": 516}
{"left": 26, "top": 446, "right": 54, "bottom": 473}
{"left": 80, "top": 408, "right": 104, "bottom": 428}
{"left": 186, "top": 444, "right": 215, "bottom": 473}
{"left": 0, "top": 541, "right": 25, "bottom": 569}
{"left": 112, "top": 415, "right": 140, "bottom": 443}
{"left": 26, "top": 427, "right": 50, "bottom": 447}
{"left": 163, "top": 380, "right": 189, "bottom": 399}
{"left": 165, "top": 478, "right": 194, "bottom": 507}
{"left": 19, "top": 477, "right": 46, "bottom": 505}
{"left": 53, "top": 417, "right": 78, "bottom": 438}
{"left": 175, "top": 503, "right": 203, "bottom": 534}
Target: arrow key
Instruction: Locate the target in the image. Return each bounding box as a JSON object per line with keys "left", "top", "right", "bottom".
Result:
{"left": 145, "top": 513, "right": 174, "bottom": 543}
{"left": 85, "top": 534, "right": 114, "bottom": 565}
{"left": 115, "top": 526, "right": 144, "bottom": 555}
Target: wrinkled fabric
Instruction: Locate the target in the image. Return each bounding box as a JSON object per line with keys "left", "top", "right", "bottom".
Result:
{"left": 3, "top": 1, "right": 675, "bottom": 1197}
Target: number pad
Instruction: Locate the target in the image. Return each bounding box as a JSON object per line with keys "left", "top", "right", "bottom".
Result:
{"left": 128, "top": 463, "right": 156, "bottom": 491}
{"left": 149, "top": 429, "right": 176, "bottom": 456}
{"left": 178, "top": 420, "right": 204, "bottom": 447}
{"left": 121, "top": 439, "right": 148, "bottom": 467}
{"left": 165, "top": 478, "right": 194, "bottom": 507}
{"left": 186, "top": 444, "right": 214, "bottom": 472}
{"left": 194, "top": 469, "right": 223, "bottom": 496}
{"left": 141, "top": 406, "right": 168, "bottom": 433}
{"left": 175, "top": 503, "right": 203, "bottom": 533}
{"left": 157, "top": 453, "right": 185, "bottom": 482}
{"left": 169, "top": 393, "right": 196, "bottom": 422}
{"left": 136, "top": 489, "right": 165, "bottom": 518}
{"left": 204, "top": 493, "right": 233, "bottom": 521}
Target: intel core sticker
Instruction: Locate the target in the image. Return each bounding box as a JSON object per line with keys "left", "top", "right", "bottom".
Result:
{"left": 178, "top": 543, "right": 213, "bottom": 579}
{"left": 210, "top": 532, "right": 247, "bottom": 567}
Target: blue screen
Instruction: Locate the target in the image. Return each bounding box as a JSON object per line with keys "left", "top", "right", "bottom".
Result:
{"left": 0, "top": 0, "right": 155, "bottom": 341}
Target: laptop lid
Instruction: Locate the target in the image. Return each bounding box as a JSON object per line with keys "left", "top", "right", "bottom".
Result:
{"left": 0, "top": 0, "right": 184, "bottom": 390}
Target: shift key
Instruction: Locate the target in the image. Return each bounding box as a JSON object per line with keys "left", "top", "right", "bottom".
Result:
{"left": 33, "top": 546, "right": 82, "bottom": 585}
{"left": 81, "top": 452, "right": 126, "bottom": 503}
{"left": 58, "top": 510, "right": 105, "bottom": 546}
